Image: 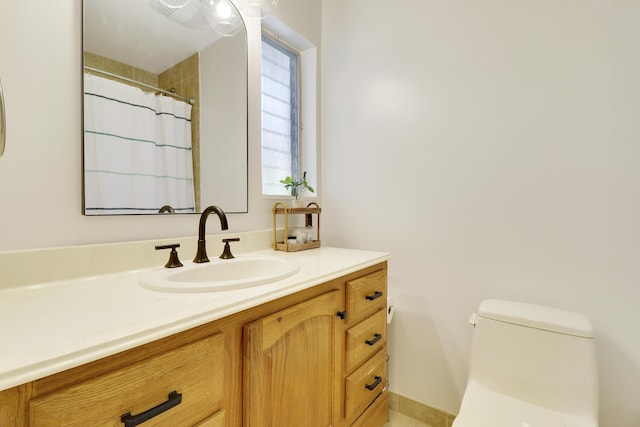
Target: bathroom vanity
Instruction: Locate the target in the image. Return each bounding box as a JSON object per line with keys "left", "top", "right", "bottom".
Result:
{"left": 0, "top": 244, "right": 389, "bottom": 426}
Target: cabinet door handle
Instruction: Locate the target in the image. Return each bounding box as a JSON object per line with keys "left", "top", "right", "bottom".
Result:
{"left": 0, "top": 78, "right": 6, "bottom": 157}
{"left": 365, "top": 376, "right": 382, "bottom": 391}
{"left": 365, "top": 333, "right": 382, "bottom": 346}
{"left": 120, "top": 391, "right": 182, "bottom": 427}
{"left": 365, "top": 291, "right": 383, "bottom": 301}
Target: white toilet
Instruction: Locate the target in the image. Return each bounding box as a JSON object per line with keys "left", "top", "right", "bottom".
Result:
{"left": 453, "top": 299, "right": 599, "bottom": 427}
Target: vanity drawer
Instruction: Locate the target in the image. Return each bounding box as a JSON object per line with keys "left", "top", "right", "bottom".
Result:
{"left": 29, "top": 333, "right": 224, "bottom": 427}
{"left": 345, "top": 349, "right": 387, "bottom": 422}
{"left": 346, "top": 308, "right": 387, "bottom": 372}
{"left": 346, "top": 269, "right": 387, "bottom": 325}
{"left": 351, "top": 390, "right": 388, "bottom": 427}
{"left": 194, "top": 409, "right": 225, "bottom": 427}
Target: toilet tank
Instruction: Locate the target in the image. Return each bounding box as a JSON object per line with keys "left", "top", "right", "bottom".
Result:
{"left": 467, "top": 299, "right": 598, "bottom": 419}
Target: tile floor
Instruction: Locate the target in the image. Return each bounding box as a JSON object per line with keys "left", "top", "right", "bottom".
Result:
{"left": 384, "top": 410, "right": 432, "bottom": 427}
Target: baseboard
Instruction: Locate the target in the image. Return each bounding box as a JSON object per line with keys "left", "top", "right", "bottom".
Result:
{"left": 388, "top": 391, "right": 456, "bottom": 427}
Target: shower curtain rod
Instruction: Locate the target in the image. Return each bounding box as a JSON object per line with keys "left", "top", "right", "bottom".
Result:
{"left": 83, "top": 66, "right": 196, "bottom": 105}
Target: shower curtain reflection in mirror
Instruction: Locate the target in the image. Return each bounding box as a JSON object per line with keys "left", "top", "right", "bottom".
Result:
{"left": 83, "top": 74, "right": 196, "bottom": 215}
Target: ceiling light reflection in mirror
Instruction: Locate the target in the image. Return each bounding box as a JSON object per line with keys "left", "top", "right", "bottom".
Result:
{"left": 236, "top": 0, "right": 279, "bottom": 19}
{"left": 202, "top": 0, "right": 243, "bottom": 37}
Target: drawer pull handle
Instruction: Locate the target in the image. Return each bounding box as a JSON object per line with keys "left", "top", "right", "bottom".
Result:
{"left": 365, "top": 291, "right": 383, "bottom": 301}
{"left": 365, "top": 376, "right": 382, "bottom": 391}
{"left": 365, "top": 333, "right": 382, "bottom": 346}
{"left": 121, "top": 391, "right": 182, "bottom": 427}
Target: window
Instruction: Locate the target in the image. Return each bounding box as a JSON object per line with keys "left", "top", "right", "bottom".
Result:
{"left": 261, "top": 34, "right": 300, "bottom": 196}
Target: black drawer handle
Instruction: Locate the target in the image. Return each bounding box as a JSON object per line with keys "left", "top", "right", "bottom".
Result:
{"left": 365, "top": 376, "right": 382, "bottom": 391}
{"left": 365, "top": 291, "right": 383, "bottom": 301}
{"left": 365, "top": 333, "right": 382, "bottom": 346}
{"left": 121, "top": 391, "right": 182, "bottom": 427}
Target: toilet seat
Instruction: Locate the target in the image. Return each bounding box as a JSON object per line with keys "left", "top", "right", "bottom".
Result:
{"left": 453, "top": 383, "right": 598, "bottom": 427}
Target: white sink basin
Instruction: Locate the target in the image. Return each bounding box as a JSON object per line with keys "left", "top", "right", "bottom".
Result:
{"left": 140, "top": 256, "right": 300, "bottom": 293}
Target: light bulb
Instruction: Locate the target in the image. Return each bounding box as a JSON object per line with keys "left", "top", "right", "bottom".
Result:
{"left": 215, "top": 1, "right": 232, "bottom": 18}
{"left": 202, "top": 0, "right": 243, "bottom": 37}
{"left": 236, "top": 0, "right": 279, "bottom": 19}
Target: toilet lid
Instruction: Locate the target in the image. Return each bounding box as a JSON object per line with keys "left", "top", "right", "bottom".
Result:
{"left": 477, "top": 299, "right": 594, "bottom": 338}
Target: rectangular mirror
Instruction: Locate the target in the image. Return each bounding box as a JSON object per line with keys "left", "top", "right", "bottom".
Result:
{"left": 82, "top": 0, "right": 248, "bottom": 215}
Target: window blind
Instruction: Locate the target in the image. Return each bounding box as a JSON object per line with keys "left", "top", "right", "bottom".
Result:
{"left": 261, "top": 35, "right": 299, "bottom": 195}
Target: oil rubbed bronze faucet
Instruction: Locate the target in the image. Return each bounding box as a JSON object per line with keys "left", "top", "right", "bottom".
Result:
{"left": 193, "top": 205, "right": 229, "bottom": 263}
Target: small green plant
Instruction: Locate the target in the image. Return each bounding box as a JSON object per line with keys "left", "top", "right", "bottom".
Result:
{"left": 280, "top": 171, "right": 315, "bottom": 200}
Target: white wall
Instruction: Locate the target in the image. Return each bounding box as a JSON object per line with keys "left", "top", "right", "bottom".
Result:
{"left": 0, "top": 0, "right": 320, "bottom": 252}
{"left": 321, "top": 1, "right": 640, "bottom": 426}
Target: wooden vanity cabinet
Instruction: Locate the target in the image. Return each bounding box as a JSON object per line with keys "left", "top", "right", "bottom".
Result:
{"left": 241, "top": 263, "right": 388, "bottom": 427}
{"left": 0, "top": 262, "right": 388, "bottom": 427}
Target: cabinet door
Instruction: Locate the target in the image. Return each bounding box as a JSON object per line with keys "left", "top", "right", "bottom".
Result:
{"left": 244, "top": 290, "right": 340, "bottom": 427}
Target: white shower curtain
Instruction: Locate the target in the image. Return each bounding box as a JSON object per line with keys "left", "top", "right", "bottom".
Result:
{"left": 83, "top": 73, "right": 195, "bottom": 215}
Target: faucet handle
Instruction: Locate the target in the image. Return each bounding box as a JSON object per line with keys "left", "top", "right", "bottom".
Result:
{"left": 155, "top": 243, "right": 184, "bottom": 268}
{"left": 220, "top": 238, "right": 240, "bottom": 259}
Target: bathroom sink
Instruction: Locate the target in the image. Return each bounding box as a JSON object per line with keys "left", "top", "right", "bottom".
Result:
{"left": 140, "top": 256, "right": 300, "bottom": 293}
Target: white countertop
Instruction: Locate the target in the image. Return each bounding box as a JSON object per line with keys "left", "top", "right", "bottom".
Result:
{"left": 0, "top": 247, "right": 390, "bottom": 392}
